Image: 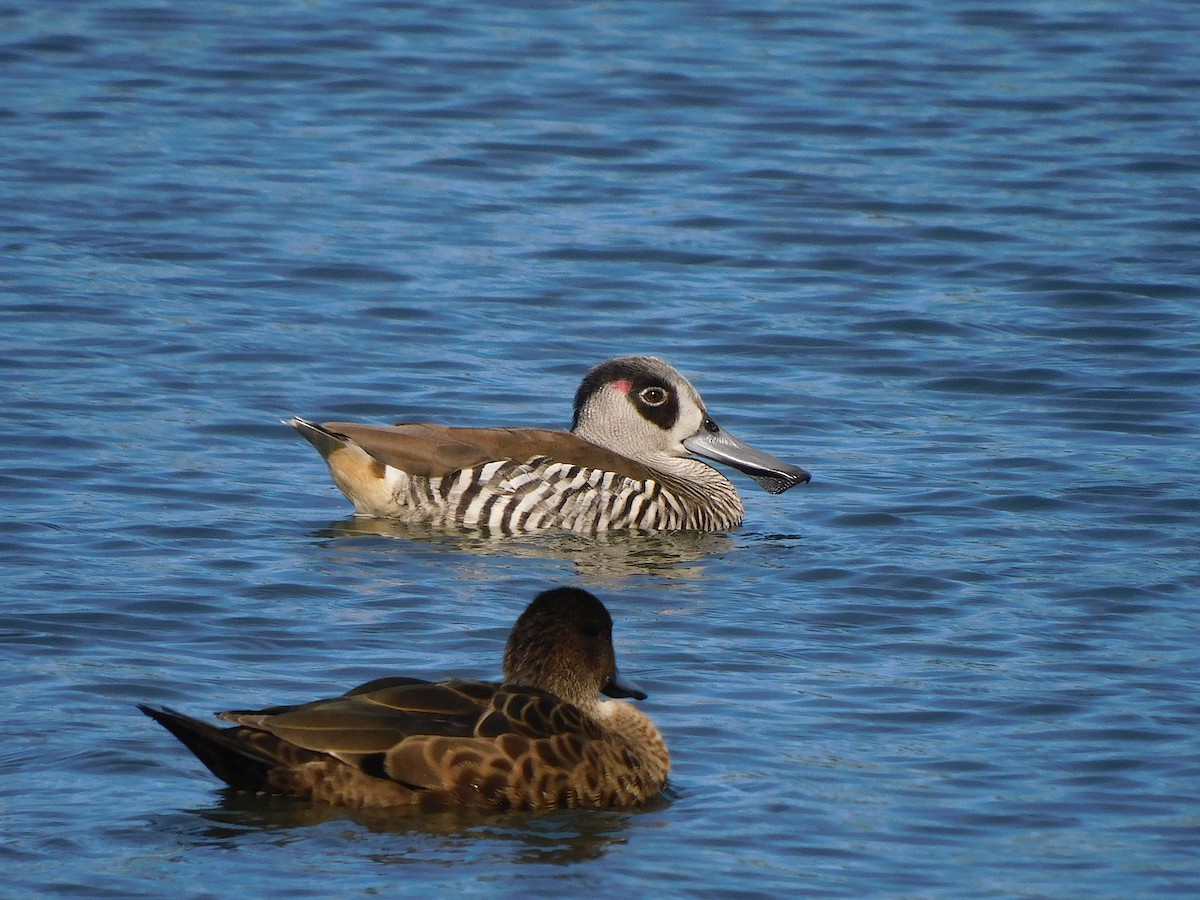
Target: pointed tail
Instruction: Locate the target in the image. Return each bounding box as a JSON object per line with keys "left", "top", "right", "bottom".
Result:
{"left": 139, "top": 704, "right": 277, "bottom": 792}
{"left": 284, "top": 416, "right": 351, "bottom": 460}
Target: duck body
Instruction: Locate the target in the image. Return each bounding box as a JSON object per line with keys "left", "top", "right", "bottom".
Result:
{"left": 290, "top": 420, "right": 745, "bottom": 532}
{"left": 289, "top": 356, "right": 810, "bottom": 533}
{"left": 141, "top": 588, "right": 669, "bottom": 811}
{"left": 140, "top": 678, "right": 666, "bottom": 811}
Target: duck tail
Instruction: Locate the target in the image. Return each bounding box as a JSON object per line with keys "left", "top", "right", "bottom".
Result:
{"left": 138, "top": 704, "right": 277, "bottom": 792}
{"left": 284, "top": 417, "right": 349, "bottom": 459}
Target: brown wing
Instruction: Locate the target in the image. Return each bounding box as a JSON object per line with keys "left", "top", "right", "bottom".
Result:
{"left": 217, "top": 679, "right": 499, "bottom": 755}
{"left": 321, "top": 422, "right": 659, "bottom": 483}
{"left": 218, "top": 680, "right": 603, "bottom": 805}
{"left": 376, "top": 686, "right": 603, "bottom": 808}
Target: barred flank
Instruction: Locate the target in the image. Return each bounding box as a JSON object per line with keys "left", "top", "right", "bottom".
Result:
{"left": 390, "top": 457, "right": 743, "bottom": 533}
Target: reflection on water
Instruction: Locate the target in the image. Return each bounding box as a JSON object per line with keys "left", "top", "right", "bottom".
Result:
{"left": 315, "top": 517, "right": 736, "bottom": 582}
{"left": 181, "top": 789, "right": 670, "bottom": 866}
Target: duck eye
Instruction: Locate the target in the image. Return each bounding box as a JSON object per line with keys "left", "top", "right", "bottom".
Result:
{"left": 638, "top": 386, "right": 668, "bottom": 407}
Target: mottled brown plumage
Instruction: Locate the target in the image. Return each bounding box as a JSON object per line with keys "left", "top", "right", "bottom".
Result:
{"left": 140, "top": 588, "right": 669, "bottom": 811}
{"left": 287, "top": 356, "right": 810, "bottom": 532}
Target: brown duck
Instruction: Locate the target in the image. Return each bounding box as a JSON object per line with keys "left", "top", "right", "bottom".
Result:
{"left": 287, "top": 355, "right": 810, "bottom": 532}
{"left": 140, "top": 587, "right": 669, "bottom": 811}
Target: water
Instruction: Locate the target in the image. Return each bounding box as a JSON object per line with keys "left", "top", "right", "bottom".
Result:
{"left": 2, "top": 1, "right": 1198, "bottom": 896}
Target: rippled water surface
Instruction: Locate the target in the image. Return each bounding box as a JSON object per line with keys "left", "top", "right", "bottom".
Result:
{"left": 3, "top": 1, "right": 1199, "bottom": 896}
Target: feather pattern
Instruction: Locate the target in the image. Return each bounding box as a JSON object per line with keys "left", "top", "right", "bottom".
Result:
{"left": 288, "top": 356, "right": 809, "bottom": 532}
{"left": 141, "top": 588, "right": 669, "bottom": 811}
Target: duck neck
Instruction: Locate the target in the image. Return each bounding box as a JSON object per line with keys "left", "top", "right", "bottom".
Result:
{"left": 649, "top": 456, "right": 745, "bottom": 530}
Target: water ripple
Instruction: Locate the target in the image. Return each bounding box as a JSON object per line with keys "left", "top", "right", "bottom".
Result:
{"left": 1, "top": 1, "right": 1198, "bottom": 897}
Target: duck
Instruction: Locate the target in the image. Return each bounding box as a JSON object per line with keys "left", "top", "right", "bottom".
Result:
{"left": 139, "top": 587, "right": 669, "bottom": 811}
{"left": 286, "top": 355, "right": 809, "bottom": 532}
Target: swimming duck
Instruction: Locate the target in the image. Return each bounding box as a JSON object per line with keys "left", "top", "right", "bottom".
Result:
{"left": 287, "top": 355, "right": 809, "bottom": 532}
{"left": 140, "top": 587, "right": 669, "bottom": 811}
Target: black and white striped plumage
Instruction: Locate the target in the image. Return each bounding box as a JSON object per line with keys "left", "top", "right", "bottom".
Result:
{"left": 289, "top": 356, "right": 809, "bottom": 533}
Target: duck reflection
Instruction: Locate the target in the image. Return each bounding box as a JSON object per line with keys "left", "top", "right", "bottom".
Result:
{"left": 187, "top": 789, "right": 672, "bottom": 865}
{"left": 314, "top": 516, "right": 735, "bottom": 581}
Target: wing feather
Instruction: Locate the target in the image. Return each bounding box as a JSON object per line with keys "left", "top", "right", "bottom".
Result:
{"left": 321, "top": 423, "right": 658, "bottom": 482}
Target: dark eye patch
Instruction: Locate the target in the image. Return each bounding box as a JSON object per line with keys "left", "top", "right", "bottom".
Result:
{"left": 631, "top": 378, "right": 678, "bottom": 430}
{"left": 571, "top": 358, "right": 680, "bottom": 432}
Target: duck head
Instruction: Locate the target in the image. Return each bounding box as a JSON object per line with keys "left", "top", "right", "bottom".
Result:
{"left": 570, "top": 355, "right": 811, "bottom": 493}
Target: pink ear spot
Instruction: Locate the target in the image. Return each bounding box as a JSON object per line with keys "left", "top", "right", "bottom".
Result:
{"left": 612, "top": 379, "right": 632, "bottom": 394}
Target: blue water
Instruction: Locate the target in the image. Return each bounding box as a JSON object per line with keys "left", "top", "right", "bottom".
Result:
{"left": 2, "top": 1, "right": 1199, "bottom": 896}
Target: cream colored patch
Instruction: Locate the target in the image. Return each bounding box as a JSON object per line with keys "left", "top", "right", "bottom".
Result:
{"left": 591, "top": 699, "right": 621, "bottom": 722}
{"left": 324, "top": 445, "right": 394, "bottom": 515}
